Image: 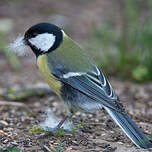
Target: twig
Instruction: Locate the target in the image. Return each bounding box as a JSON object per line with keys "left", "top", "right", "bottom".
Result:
{"left": 0, "top": 100, "right": 26, "bottom": 107}
{"left": 0, "top": 100, "right": 36, "bottom": 117}
{"left": 43, "top": 145, "right": 51, "bottom": 152}
{"left": 0, "top": 87, "right": 52, "bottom": 101}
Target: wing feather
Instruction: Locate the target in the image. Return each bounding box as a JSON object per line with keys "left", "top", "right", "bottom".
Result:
{"left": 51, "top": 65, "right": 124, "bottom": 112}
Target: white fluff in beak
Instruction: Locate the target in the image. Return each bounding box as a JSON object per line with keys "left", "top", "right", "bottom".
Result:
{"left": 9, "top": 35, "right": 29, "bottom": 56}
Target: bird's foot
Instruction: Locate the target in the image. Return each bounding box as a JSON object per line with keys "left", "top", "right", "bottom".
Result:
{"left": 37, "top": 126, "right": 72, "bottom": 139}
{"left": 45, "top": 126, "right": 72, "bottom": 134}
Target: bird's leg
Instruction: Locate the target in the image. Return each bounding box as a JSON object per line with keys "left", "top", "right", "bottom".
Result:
{"left": 38, "top": 113, "right": 72, "bottom": 138}
{"left": 46, "top": 113, "right": 72, "bottom": 132}
{"left": 56, "top": 114, "right": 70, "bottom": 129}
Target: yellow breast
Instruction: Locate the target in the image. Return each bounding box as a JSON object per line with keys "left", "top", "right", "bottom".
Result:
{"left": 37, "top": 54, "right": 62, "bottom": 98}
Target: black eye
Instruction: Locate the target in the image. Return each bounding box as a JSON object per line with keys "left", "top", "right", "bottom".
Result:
{"left": 32, "top": 33, "right": 37, "bottom": 37}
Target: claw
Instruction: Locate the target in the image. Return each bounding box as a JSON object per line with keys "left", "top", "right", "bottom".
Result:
{"left": 44, "top": 126, "right": 59, "bottom": 133}
{"left": 45, "top": 126, "right": 73, "bottom": 134}
{"left": 37, "top": 126, "right": 73, "bottom": 139}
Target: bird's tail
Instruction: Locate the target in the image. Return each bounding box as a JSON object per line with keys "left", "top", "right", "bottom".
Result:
{"left": 105, "top": 107, "right": 152, "bottom": 149}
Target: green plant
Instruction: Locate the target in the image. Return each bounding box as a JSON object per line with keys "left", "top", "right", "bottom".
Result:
{"left": 87, "top": 0, "right": 152, "bottom": 82}
{"left": 71, "top": 127, "right": 77, "bottom": 134}
{"left": 132, "top": 65, "right": 149, "bottom": 82}
{"left": 28, "top": 125, "right": 44, "bottom": 133}
{"left": 77, "top": 120, "right": 85, "bottom": 128}
{"left": 0, "top": 19, "right": 20, "bottom": 69}
{"left": 56, "top": 127, "right": 64, "bottom": 137}
{"left": 149, "top": 133, "right": 152, "bottom": 139}
{"left": 54, "top": 141, "right": 66, "bottom": 152}
{"left": 0, "top": 32, "right": 20, "bottom": 69}
{"left": 0, "top": 146, "right": 21, "bottom": 152}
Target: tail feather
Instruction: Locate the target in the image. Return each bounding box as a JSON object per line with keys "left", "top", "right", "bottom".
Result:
{"left": 105, "top": 107, "right": 152, "bottom": 149}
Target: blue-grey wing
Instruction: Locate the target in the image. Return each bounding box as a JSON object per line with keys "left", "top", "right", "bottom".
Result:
{"left": 51, "top": 64, "right": 125, "bottom": 112}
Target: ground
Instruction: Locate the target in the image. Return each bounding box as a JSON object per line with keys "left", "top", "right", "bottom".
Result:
{"left": 0, "top": 0, "right": 152, "bottom": 152}
{"left": 0, "top": 70, "right": 152, "bottom": 152}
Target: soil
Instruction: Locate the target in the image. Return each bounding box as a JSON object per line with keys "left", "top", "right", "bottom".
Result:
{"left": 0, "top": 79, "right": 152, "bottom": 152}
{"left": 0, "top": 0, "right": 152, "bottom": 152}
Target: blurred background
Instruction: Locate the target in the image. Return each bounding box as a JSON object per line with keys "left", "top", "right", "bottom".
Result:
{"left": 1, "top": 0, "right": 152, "bottom": 85}
{"left": 0, "top": 0, "right": 152, "bottom": 151}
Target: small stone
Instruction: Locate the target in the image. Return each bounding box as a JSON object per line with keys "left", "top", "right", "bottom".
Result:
{"left": 103, "top": 146, "right": 117, "bottom": 152}
{"left": 72, "top": 140, "right": 78, "bottom": 146}
{"left": 49, "top": 141, "right": 54, "bottom": 144}
{"left": 0, "top": 120, "right": 8, "bottom": 127}
{"left": 95, "top": 133, "right": 101, "bottom": 136}
{"left": 11, "top": 141, "right": 18, "bottom": 146}
{"left": 53, "top": 143, "right": 58, "bottom": 145}
{"left": 88, "top": 114, "right": 93, "bottom": 118}
{"left": 94, "top": 119, "right": 99, "bottom": 122}
{"left": 49, "top": 144, "right": 55, "bottom": 151}
{"left": 3, "top": 139, "right": 9, "bottom": 144}
{"left": 99, "top": 143, "right": 110, "bottom": 148}
{"left": 6, "top": 127, "right": 13, "bottom": 131}
{"left": 92, "top": 136, "right": 96, "bottom": 139}
{"left": 82, "top": 113, "right": 86, "bottom": 117}
{"left": 34, "top": 102, "right": 41, "bottom": 107}
{"left": 75, "top": 112, "right": 81, "bottom": 116}
{"left": 105, "top": 119, "right": 115, "bottom": 129}
{"left": 65, "top": 147, "right": 73, "bottom": 151}
{"left": 52, "top": 101, "right": 59, "bottom": 107}
{"left": 0, "top": 130, "right": 4, "bottom": 135}
{"left": 117, "top": 142, "right": 123, "bottom": 145}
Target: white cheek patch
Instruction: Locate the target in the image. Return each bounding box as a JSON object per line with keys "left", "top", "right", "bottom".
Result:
{"left": 9, "top": 35, "right": 29, "bottom": 56}
{"left": 29, "top": 33, "right": 56, "bottom": 52}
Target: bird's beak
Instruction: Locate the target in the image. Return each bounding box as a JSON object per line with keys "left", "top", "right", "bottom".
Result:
{"left": 23, "top": 38, "right": 28, "bottom": 45}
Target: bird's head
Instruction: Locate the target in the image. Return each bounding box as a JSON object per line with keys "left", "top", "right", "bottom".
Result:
{"left": 23, "top": 23, "right": 63, "bottom": 57}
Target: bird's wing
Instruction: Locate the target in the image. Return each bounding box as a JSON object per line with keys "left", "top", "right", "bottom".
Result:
{"left": 52, "top": 65, "right": 125, "bottom": 112}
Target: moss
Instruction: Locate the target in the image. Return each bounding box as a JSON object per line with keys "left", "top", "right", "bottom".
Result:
{"left": 28, "top": 125, "right": 44, "bottom": 134}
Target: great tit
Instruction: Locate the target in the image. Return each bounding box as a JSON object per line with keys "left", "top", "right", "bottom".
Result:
{"left": 15, "top": 23, "right": 152, "bottom": 149}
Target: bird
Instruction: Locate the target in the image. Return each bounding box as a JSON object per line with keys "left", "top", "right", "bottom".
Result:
{"left": 20, "top": 22, "right": 152, "bottom": 148}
